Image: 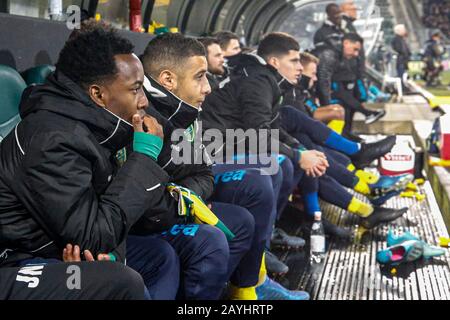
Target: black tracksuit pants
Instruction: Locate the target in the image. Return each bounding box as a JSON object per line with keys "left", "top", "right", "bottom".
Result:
{"left": 0, "top": 261, "right": 146, "bottom": 300}
{"left": 331, "top": 81, "right": 375, "bottom": 134}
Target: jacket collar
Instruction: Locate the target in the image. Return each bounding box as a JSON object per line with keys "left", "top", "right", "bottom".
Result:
{"left": 325, "top": 19, "right": 339, "bottom": 28}
{"left": 342, "top": 15, "right": 356, "bottom": 23}
{"left": 143, "top": 75, "right": 200, "bottom": 129}
{"left": 240, "top": 53, "right": 288, "bottom": 85}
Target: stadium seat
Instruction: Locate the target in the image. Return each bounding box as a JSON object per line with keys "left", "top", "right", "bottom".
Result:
{"left": 22, "top": 64, "right": 55, "bottom": 86}
{"left": 0, "top": 65, "right": 26, "bottom": 142}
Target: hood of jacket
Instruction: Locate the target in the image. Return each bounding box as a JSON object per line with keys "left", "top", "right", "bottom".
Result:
{"left": 226, "top": 52, "right": 286, "bottom": 82}
{"left": 19, "top": 70, "right": 133, "bottom": 152}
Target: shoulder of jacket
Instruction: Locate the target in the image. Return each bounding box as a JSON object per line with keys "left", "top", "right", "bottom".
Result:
{"left": 318, "top": 47, "right": 337, "bottom": 60}
{"left": 20, "top": 113, "right": 93, "bottom": 150}
{"left": 242, "top": 71, "right": 275, "bottom": 87}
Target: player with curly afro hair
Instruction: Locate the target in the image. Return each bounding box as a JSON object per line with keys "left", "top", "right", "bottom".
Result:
{"left": 56, "top": 20, "right": 134, "bottom": 89}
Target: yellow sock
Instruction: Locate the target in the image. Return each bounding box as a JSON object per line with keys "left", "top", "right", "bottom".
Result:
{"left": 257, "top": 253, "right": 268, "bottom": 287}
{"left": 355, "top": 170, "right": 379, "bottom": 184}
{"left": 229, "top": 253, "right": 267, "bottom": 300}
{"left": 353, "top": 178, "right": 371, "bottom": 195}
{"left": 228, "top": 284, "right": 257, "bottom": 300}
{"left": 347, "top": 163, "right": 356, "bottom": 172}
{"left": 328, "top": 120, "right": 345, "bottom": 134}
{"left": 347, "top": 197, "right": 374, "bottom": 218}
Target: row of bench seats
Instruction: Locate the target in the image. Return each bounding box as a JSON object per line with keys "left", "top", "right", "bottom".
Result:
{"left": 0, "top": 65, "right": 55, "bottom": 142}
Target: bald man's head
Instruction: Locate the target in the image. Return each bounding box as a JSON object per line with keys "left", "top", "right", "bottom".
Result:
{"left": 340, "top": 0, "right": 358, "bottom": 20}
{"left": 394, "top": 24, "right": 407, "bottom": 37}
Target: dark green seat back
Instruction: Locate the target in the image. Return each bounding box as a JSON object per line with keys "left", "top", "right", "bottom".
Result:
{"left": 0, "top": 65, "right": 26, "bottom": 142}
{"left": 22, "top": 64, "right": 55, "bottom": 86}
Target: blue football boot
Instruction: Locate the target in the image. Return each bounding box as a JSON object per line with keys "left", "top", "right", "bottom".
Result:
{"left": 386, "top": 229, "right": 420, "bottom": 247}
{"left": 377, "top": 240, "right": 425, "bottom": 265}
{"left": 386, "top": 229, "right": 446, "bottom": 261}
{"left": 377, "top": 240, "right": 446, "bottom": 265}
{"left": 369, "top": 174, "right": 414, "bottom": 197}
{"left": 256, "top": 276, "right": 310, "bottom": 300}
{"left": 369, "top": 190, "right": 402, "bottom": 207}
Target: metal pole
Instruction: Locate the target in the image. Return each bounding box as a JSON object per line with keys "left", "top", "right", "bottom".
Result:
{"left": 48, "top": 0, "right": 63, "bottom": 21}
{"left": 142, "top": 0, "right": 156, "bottom": 32}
{"left": 87, "top": 0, "right": 99, "bottom": 19}
{"left": 0, "top": 0, "right": 9, "bottom": 13}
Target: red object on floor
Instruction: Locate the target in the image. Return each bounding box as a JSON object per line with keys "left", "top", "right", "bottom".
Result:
{"left": 129, "top": 0, "right": 142, "bottom": 32}
{"left": 440, "top": 115, "right": 450, "bottom": 160}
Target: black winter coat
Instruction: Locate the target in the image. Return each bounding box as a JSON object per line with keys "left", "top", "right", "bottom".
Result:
{"left": 391, "top": 35, "right": 411, "bottom": 68}
{"left": 313, "top": 21, "right": 343, "bottom": 46}
{"left": 142, "top": 75, "right": 214, "bottom": 201}
{"left": 312, "top": 42, "right": 357, "bottom": 105}
{"left": 200, "top": 53, "right": 303, "bottom": 163}
{"left": 341, "top": 15, "right": 366, "bottom": 79}
{"left": 279, "top": 77, "right": 317, "bottom": 117}
{"left": 0, "top": 72, "right": 179, "bottom": 266}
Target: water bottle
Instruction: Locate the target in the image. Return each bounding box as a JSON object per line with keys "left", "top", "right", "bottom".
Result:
{"left": 310, "top": 211, "right": 325, "bottom": 264}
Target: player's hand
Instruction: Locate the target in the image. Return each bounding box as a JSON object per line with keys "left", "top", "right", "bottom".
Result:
{"left": 299, "top": 150, "right": 329, "bottom": 177}
{"left": 62, "top": 244, "right": 113, "bottom": 262}
{"left": 132, "top": 113, "right": 164, "bottom": 139}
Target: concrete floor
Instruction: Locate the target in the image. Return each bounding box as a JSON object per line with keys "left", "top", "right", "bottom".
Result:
{"left": 353, "top": 96, "right": 440, "bottom": 135}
